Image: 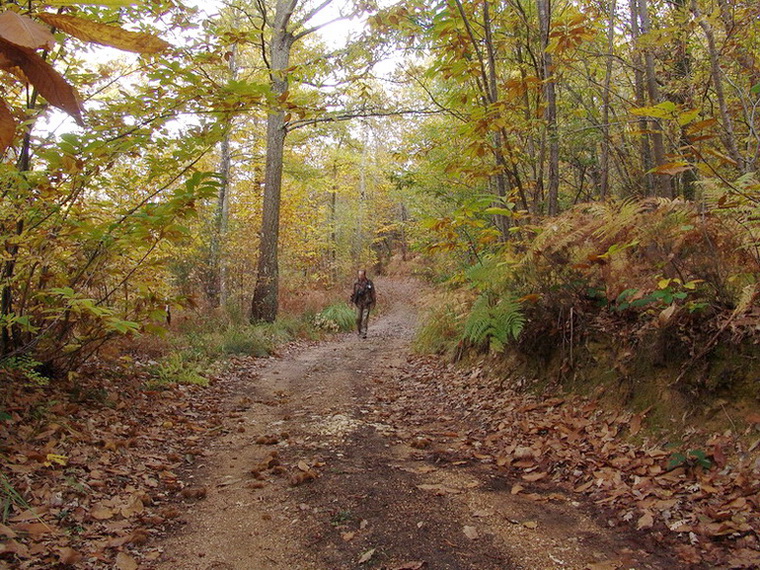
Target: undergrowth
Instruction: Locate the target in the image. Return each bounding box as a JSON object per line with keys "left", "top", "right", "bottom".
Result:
{"left": 416, "top": 195, "right": 759, "bottom": 402}
{"left": 314, "top": 302, "right": 355, "bottom": 332}
{"left": 143, "top": 313, "right": 321, "bottom": 389}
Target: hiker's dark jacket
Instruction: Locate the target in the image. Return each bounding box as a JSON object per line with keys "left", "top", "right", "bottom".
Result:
{"left": 351, "top": 278, "right": 376, "bottom": 306}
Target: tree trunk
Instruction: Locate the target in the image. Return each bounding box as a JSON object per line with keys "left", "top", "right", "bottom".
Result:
{"left": 209, "top": 44, "right": 238, "bottom": 308}
{"left": 538, "top": 0, "right": 560, "bottom": 215}
{"left": 637, "top": 0, "right": 672, "bottom": 197}
{"left": 250, "top": 0, "right": 297, "bottom": 323}
{"left": 600, "top": 0, "right": 617, "bottom": 199}
{"left": 691, "top": 0, "right": 743, "bottom": 171}
{"left": 329, "top": 181, "right": 337, "bottom": 284}
{"left": 669, "top": 0, "right": 698, "bottom": 199}
{"left": 1, "top": 108, "right": 35, "bottom": 356}
{"left": 629, "top": 0, "right": 654, "bottom": 196}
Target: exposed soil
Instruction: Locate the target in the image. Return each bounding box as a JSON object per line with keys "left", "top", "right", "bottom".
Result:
{"left": 151, "top": 278, "right": 681, "bottom": 570}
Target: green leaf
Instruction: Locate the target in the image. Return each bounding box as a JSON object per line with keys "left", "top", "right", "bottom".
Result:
{"left": 677, "top": 108, "right": 700, "bottom": 126}
{"left": 105, "top": 317, "right": 140, "bottom": 334}
{"left": 483, "top": 207, "right": 514, "bottom": 217}
{"left": 630, "top": 101, "right": 677, "bottom": 119}
{"left": 50, "top": 287, "right": 76, "bottom": 298}
{"left": 751, "top": 83, "right": 760, "bottom": 95}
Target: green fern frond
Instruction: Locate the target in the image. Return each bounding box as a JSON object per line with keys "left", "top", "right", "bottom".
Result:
{"left": 463, "top": 294, "right": 524, "bottom": 352}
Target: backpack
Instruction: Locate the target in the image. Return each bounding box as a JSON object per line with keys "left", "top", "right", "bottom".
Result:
{"left": 352, "top": 280, "right": 373, "bottom": 305}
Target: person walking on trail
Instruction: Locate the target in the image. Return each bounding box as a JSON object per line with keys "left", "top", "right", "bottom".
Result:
{"left": 351, "top": 269, "right": 376, "bottom": 338}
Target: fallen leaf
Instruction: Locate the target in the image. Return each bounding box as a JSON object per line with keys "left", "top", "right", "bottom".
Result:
{"left": 523, "top": 520, "right": 538, "bottom": 529}
{"left": 297, "top": 460, "right": 310, "bottom": 472}
{"left": 358, "top": 548, "right": 376, "bottom": 564}
{"left": 91, "top": 504, "right": 115, "bottom": 520}
{"left": 511, "top": 483, "right": 524, "bottom": 495}
{"left": 14, "top": 522, "right": 50, "bottom": 539}
{"left": 180, "top": 487, "right": 207, "bottom": 500}
{"left": 636, "top": 511, "right": 654, "bottom": 530}
{"left": 629, "top": 413, "right": 642, "bottom": 436}
{"left": 0, "top": 523, "right": 16, "bottom": 538}
{"left": 121, "top": 495, "right": 145, "bottom": 517}
{"left": 585, "top": 562, "right": 620, "bottom": 570}
{"left": 115, "top": 552, "right": 138, "bottom": 570}
{"left": 57, "top": 547, "right": 82, "bottom": 564}
{"left": 342, "top": 531, "right": 355, "bottom": 541}
{"left": 463, "top": 525, "right": 479, "bottom": 539}
{"left": 657, "top": 304, "right": 677, "bottom": 327}
{"left": 0, "top": 539, "right": 29, "bottom": 558}
{"left": 521, "top": 471, "right": 547, "bottom": 482}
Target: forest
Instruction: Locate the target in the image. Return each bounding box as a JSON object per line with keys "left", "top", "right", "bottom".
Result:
{"left": 0, "top": 0, "right": 758, "bottom": 567}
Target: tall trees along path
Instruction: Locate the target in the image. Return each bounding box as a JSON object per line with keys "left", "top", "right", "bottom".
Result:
{"left": 154, "top": 278, "right": 676, "bottom": 569}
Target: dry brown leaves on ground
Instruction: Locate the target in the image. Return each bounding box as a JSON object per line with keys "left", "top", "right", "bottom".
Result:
{"left": 368, "top": 355, "right": 760, "bottom": 569}
{"left": 0, "top": 353, "right": 268, "bottom": 569}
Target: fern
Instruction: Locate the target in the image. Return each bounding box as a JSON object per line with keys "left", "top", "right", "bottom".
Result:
{"left": 463, "top": 294, "right": 525, "bottom": 353}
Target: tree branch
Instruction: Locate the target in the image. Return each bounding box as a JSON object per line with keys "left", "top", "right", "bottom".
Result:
{"left": 286, "top": 107, "right": 443, "bottom": 132}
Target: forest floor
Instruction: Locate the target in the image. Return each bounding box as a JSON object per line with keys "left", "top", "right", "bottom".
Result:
{"left": 150, "top": 278, "right": 683, "bottom": 570}
{"left": 3, "top": 277, "right": 758, "bottom": 569}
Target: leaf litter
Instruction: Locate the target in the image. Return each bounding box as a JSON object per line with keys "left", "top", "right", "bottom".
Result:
{"left": 366, "top": 354, "right": 760, "bottom": 568}
{"left": 0, "top": 350, "right": 271, "bottom": 568}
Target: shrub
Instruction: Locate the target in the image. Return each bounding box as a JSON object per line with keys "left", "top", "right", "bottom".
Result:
{"left": 314, "top": 303, "right": 356, "bottom": 332}
{"left": 220, "top": 327, "right": 271, "bottom": 357}
{"left": 414, "top": 293, "right": 467, "bottom": 356}
{"left": 462, "top": 294, "right": 525, "bottom": 353}
{"left": 146, "top": 352, "right": 209, "bottom": 389}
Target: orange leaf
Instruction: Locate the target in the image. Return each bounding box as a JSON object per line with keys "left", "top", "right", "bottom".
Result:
{"left": 57, "top": 547, "right": 82, "bottom": 564}
{"left": 115, "top": 552, "right": 138, "bottom": 570}
{"left": 650, "top": 161, "right": 691, "bottom": 176}
{"left": 0, "top": 11, "right": 55, "bottom": 50}
{"left": 0, "top": 98, "right": 15, "bottom": 153}
{"left": 36, "top": 13, "right": 169, "bottom": 54}
{"left": 522, "top": 471, "right": 547, "bottom": 482}
{"left": 637, "top": 511, "right": 654, "bottom": 530}
{"left": 629, "top": 413, "right": 643, "bottom": 436}
{"left": 0, "top": 38, "right": 83, "bottom": 124}
{"left": 90, "top": 504, "right": 114, "bottom": 520}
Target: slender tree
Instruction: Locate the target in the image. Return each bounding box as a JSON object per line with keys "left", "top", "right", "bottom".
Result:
{"left": 537, "top": 0, "right": 560, "bottom": 215}
{"left": 599, "top": 0, "right": 617, "bottom": 199}
{"left": 636, "top": 0, "right": 672, "bottom": 197}
{"left": 209, "top": 43, "right": 239, "bottom": 307}
{"left": 690, "top": 0, "right": 743, "bottom": 172}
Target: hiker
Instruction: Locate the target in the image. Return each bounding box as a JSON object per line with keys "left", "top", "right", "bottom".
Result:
{"left": 351, "top": 269, "right": 376, "bottom": 338}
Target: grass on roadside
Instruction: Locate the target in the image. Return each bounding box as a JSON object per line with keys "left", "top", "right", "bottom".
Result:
{"left": 144, "top": 306, "right": 352, "bottom": 390}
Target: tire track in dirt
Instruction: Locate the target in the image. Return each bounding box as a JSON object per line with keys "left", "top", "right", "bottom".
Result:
{"left": 152, "top": 278, "right": 674, "bottom": 569}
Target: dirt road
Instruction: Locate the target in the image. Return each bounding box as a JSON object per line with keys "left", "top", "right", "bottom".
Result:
{"left": 153, "top": 278, "right": 674, "bottom": 569}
